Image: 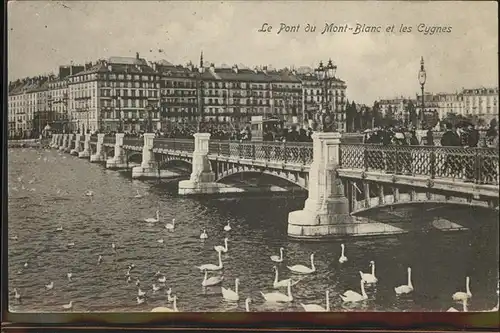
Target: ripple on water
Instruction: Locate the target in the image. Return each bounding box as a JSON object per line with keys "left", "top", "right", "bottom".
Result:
{"left": 8, "top": 148, "right": 500, "bottom": 312}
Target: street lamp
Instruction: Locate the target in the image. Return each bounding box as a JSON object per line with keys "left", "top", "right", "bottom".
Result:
{"left": 314, "top": 59, "right": 338, "bottom": 132}
{"left": 196, "top": 72, "right": 206, "bottom": 133}
{"left": 418, "top": 56, "right": 427, "bottom": 129}
{"left": 145, "top": 103, "right": 154, "bottom": 133}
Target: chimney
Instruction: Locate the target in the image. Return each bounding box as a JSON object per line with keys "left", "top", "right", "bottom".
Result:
{"left": 136, "top": 52, "right": 140, "bottom": 59}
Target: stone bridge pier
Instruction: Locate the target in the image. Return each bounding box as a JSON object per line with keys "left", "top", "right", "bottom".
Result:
{"left": 70, "top": 134, "right": 82, "bottom": 156}
{"left": 288, "top": 132, "right": 354, "bottom": 239}
{"left": 90, "top": 134, "right": 106, "bottom": 162}
{"left": 78, "top": 134, "right": 91, "bottom": 158}
{"left": 58, "top": 134, "right": 69, "bottom": 152}
{"left": 106, "top": 133, "right": 127, "bottom": 169}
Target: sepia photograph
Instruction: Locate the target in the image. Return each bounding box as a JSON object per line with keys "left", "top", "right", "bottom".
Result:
{"left": 6, "top": 0, "right": 499, "bottom": 315}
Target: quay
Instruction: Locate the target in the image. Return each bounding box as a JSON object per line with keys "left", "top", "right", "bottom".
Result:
{"left": 46, "top": 132, "right": 499, "bottom": 240}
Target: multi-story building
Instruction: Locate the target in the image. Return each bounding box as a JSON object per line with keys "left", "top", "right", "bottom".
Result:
{"left": 431, "top": 92, "right": 464, "bottom": 120}
{"left": 299, "top": 73, "right": 347, "bottom": 132}
{"left": 67, "top": 54, "right": 161, "bottom": 133}
{"left": 377, "top": 97, "right": 417, "bottom": 124}
{"left": 462, "top": 87, "right": 498, "bottom": 124}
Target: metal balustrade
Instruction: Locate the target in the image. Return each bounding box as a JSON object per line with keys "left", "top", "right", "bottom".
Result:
{"left": 209, "top": 140, "right": 314, "bottom": 165}
{"left": 339, "top": 143, "right": 499, "bottom": 185}
{"left": 103, "top": 136, "right": 116, "bottom": 145}
{"left": 123, "top": 137, "right": 144, "bottom": 147}
{"left": 153, "top": 138, "right": 195, "bottom": 153}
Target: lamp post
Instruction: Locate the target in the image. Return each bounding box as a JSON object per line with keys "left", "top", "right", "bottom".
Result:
{"left": 145, "top": 103, "right": 154, "bottom": 133}
{"left": 196, "top": 74, "right": 205, "bottom": 133}
{"left": 418, "top": 56, "right": 427, "bottom": 130}
{"left": 314, "top": 59, "right": 337, "bottom": 132}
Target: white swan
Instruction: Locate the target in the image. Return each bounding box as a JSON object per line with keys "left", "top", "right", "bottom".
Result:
{"left": 67, "top": 273, "right": 72, "bottom": 281}
{"left": 13, "top": 288, "right": 21, "bottom": 300}
{"left": 447, "top": 299, "right": 468, "bottom": 312}
{"left": 85, "top": 190, "right": 93, "bottom": 197}
{"left": 151, "top": 295, "right": 178, "bottom": 312}
{"left": 301, "top": 290, "right": 330, "bottom": 312}
{"left": 158, "top": 276, "right": 166, "bottom": 283}
{"left": 45, "top": 281, "right": 54, "bottom": 290}
{"left": 394, "top": 267, "right": 414, "bottom": 295}
{"left": 144, "top": 210, "right": 160, "bottom": 223}
{"left": 271, "top": 247, "right": 284, "bottom": 263}
{"left": 56, "top": 226, "right": 63, "bottom": 232}
{"left": 245, "top": 297, "right": 251, "bottom": 312}
{"left": 214, "top": 238, "right": 229, "bottom": 253}
{"left": 360, "top": 261, "right": 378, "bottom": 284}
{"left": 166, "top": 218, "right": 176, "bottom": 230}
{"left": 112, "top": 243, "right": 116, "bottom": 251}
{"left": 202, "top": 269, "right": 224, "bottom": 287}
{"left": 287, "top": 253, "right": 315, "bottom": 274}
{"left": 67, "top": 242, "right": 75, "bottom": 247}
{"left": 340, "top": 279, "right": 368, "bottom": 303}
{"left": 138, "top": 288, "right": 146, "bottom": 297}
{"left": 157, "top": 239, "right": 164, "bottom": 244}
{"left": 261, "top": 279, "right": 293, "bottom": 302}
{"left": 222, "top": 278, "right": 240, "bottom": 301}
{"left": 152, "top": 284, "right": 160, "bottom": 292}
{"left": 166, "top": 288, "right": 174, "bottom": 302}
{"left": 62, "top": 301, "right": 73, "bottom": 310}
{"left": 339, "top": 244, "right": 348, "bottom": 263}
{"left": 134, "top": 190, "right": 143, "bottom": 198}
{"left": 97, "top": 255, "right": 103, "bottom": 265}
{"left": 200, "top": 229, "right": 208, "bottom": 240}
{"left": 224, "top": 221, "right": 231, "bottom": 231}
{"left": 272, "top": 266, "right": 300, "bottom": 288}
{"left": 137, "top": 297, "right": 145, "bottom": 305}
{"left": 452, "top": 276, "right": 472, "bottom": 301}
{"left": 197, "top": 250, "right": 223, "bottom": 271}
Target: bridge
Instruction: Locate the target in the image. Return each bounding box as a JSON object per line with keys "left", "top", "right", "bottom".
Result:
{"left": 49, "top": 132, "right": 499, "bottom": 240}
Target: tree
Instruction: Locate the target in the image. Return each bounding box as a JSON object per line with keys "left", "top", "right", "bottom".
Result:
{"left": 372, "top": 102, "right": 383, "bottom": 127}
{"left": 490, "top": 118, "right": 498, "bottom": 129}
{"left": 406, "top": 100, "right": 417, "bottom": 128}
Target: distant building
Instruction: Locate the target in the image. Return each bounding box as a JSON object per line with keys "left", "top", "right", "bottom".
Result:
{"left": 462, "top": 87, "right": 498, "bottom": 124}
{"left": 377, "top": 96, "right": 416, "bottom": 124}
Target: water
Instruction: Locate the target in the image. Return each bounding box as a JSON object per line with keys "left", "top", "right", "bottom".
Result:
{"left": 7, "top": 148, "right": 499, "bottom": 312}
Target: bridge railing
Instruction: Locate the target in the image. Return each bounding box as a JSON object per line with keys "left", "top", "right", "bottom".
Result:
{"left": 123, "top": 137, "right": 144, "bottom": 147}
{"left": 209, "top": 140, "right": 314, "bottom": 165}
{"left": 339, "top": 143, "right": 499, "bottom": 185}
{"left": 103, "top": 136, "right": 116, "bottom": 145}
{"left": 153, "top": 138, "right": 195, "bottom": 153}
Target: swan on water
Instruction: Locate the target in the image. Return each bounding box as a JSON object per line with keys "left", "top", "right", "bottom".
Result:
{"left": 158, "top": 276, "right": 167, "bottom": 284}
{"left": 151, "top": 295, "right": 178, "bottom": 312}
{"left": 224, "top": 221, "right": 232, "bottom": 232}
{"left": 270, "top": 247, "right": 284, "bottom": 263}
{"left": 214, "top": 238, "right": 229, "bottom": 253}
{"left": 135, "top": 279, "right": 140, "bottom": 286}
{"left": 45, "top": 282, "right": 54, "bottom": 290}
{"left": 166, "top": 288, "right": 174, "bottom": 302}
{"left": 134, "top": 190, "right": 143, "bottom": 198}
{"left": 56, "top": 226, "right": 63, "bottom": 232}
{"left": 127, "top": 276, "right": 131, "bottom": 283}
{"left": 152, "top": 284, "right": 160, "bottom": 292}
{"left": 165, "top": 218, "right": 176, "bottom": 230}
{"left": 287, "top": 253, "right": 316, "bottom": 274}
{"left": 137, "top": 297, "right": 145, "bottom": 305}
{"left": 447, "top": 299, "right": 468, "bottom": 312}
{"left": 13, "top": 289, "right": 21, "bottom": 300}
{"left": 10, "top": 235, "right": 18, "bottom": 241}
{"left": 202, "top": 269, "right": 224, "bottom": 287}
{"left": 340, "top": 279, "right": 368, "bottom": 303}
{"left": 112, "top": 243, "right": 116, "bottom": 251}
{"left": 24, "top": 262, "right": 28, "bottom": 268}
{"left": 360, "top": 261, "right": 378, "bottom": 284}
{"left": 452, "top": 276, "right": 472, "bottom": 301}
{"left": 138, "top": 288, "right": 146, "bottom": 297}
{"left": 154, "top": 270, "right": 162, "bottom": 277}
{"left": 85, "top": 190, "right": 93, "bottom": 197}
{"left": 62, "top": 301, "right": 73, "bottom": 310}
{"left": 200, "top": 229, "right": 208, "bottom": 240}
{"left": 97, "top": 255, "right": 103, "bottom": 265}
{"left": 261, "top": 279, "right": 293, "bottom": 303}
{"left": 301, "top": 290, "right": 330, "bottom": 312}
{"left": 197, "top": 249, "right": 223, "bottom": 271}
{"left": 222, "top": 278, "right": 240, "bottom": 301}
{"left": 394, "top": 267, "right": 414, "bottom": 295}
{"left": 67, "top": 242, "right": 75, "bottom": 247}
{"left": 272, "top": 266, "right": 300, "bottom": 289}
{"left": 245, "top": 298, "right": 251, "bottom": 312}
{"left": 157, "top": 239, "right": 164, "bottom": 244}
{"left": 339, "top": 244, "right": 348, "bottom": 263}
{"left": 144, "top": 210, "right": 160, "bottom": 223}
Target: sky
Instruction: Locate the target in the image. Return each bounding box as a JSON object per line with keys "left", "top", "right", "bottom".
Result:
{"left": 7, "top": 0, "right": 498, "bottom": 104}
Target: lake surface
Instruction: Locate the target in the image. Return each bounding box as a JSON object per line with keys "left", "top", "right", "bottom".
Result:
{"left": 7, "top": 148, "right": 499, "bottom": 312}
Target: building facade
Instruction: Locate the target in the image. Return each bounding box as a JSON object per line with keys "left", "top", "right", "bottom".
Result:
{"left": 462, "top": 87, "right": 498, "bottom": 124}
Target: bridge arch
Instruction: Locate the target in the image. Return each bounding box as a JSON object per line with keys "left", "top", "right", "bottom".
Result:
{"left": 104, "top": 146, "right": 115, "bottom": 158}
{"left": 215, "top": 167, "right": 308, "bottom": 190}
{"left": 126, "top": 151, "right": 143, "bottom": 164}
{"left": 156, "top": 157, "right": 193, "bottom": 171}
